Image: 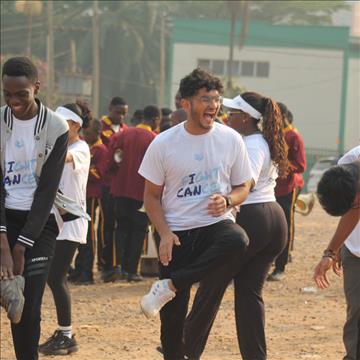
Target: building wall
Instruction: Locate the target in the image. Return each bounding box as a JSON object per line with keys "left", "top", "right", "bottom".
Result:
{"left": 171, "top": 43, "right": 344, "bottom": 151}
{"left": 345, "top": 57, "right": 360, "bottom": 152}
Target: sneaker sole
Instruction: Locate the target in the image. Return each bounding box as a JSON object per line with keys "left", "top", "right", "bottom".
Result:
{"left": 140, "top": 298, "right": 155, "bottom": 319}
{"left": 41, "top": 345, "right": 78, "bottom": 355}
{"left": 7, "top": 294, "right": 25, "bottom": 324}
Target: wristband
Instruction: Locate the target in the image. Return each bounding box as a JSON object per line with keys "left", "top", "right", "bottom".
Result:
{"left": 322, "top": 249, "right": 336, "bottom": 261}
{"left": 224, "top": 195, "right": 233, "bottom": 208}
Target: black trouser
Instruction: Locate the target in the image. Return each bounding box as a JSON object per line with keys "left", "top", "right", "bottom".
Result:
{"left": 184, "top": 202, "right": 287, "bottom": 360}
{"left": 101, "top": 187, "right": 116, "bottom": 270}
{"left": 6, "top": 209, "right": 58, "bottom": 360}
{"left": 47, "top": 240, "right": 79, "bottom": 327}
{"left": 114, "top": 197, "right": 149, "bottom": 275}
{"left": 275, "top": 190, "right": 297, "bottom": 272}
{"left": 74, "top": 197, "right": 103, "bottom": 277}
{"left": 159, "top": 220, "right": 249, "bottom": 360}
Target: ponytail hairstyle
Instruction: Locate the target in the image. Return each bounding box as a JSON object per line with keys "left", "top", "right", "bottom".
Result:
{"left": 241, "top": 92, "right": 288, "bottom": 177}
{"left": 63, "top": 99, "right": 92, "bottom": 129}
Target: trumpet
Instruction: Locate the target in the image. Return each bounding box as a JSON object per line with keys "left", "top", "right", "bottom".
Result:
{"left": 295, "top": 192, "right": 316, "bottom": 216}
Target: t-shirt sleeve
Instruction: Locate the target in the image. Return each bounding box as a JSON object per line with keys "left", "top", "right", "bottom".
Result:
{"left": 138, "top": 139, "right": 165, "bottom": 186}
{"left": 69, "top": 143, "right": 90, "bottom": 172}
{"left": 338, "top": 145, "right": 360, "bottom": 165}
{"left": 245, "top": 138, "right": 266, "bottom": 186}
{"left": 230, "top": 133, "right": 253, "bottom": 186}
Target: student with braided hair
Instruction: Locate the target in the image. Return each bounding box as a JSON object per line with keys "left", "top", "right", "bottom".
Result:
{"left": 39, "top": 101, "right": 91, "bottom": 356}
{"left": 71, "top": 118, "right": 109, "bottom": 285}
{"left": 268, "top": 102, "right": 306, "bottom": 281}
{"left": 183, "top": 92, "right": 288, "bottom": 360}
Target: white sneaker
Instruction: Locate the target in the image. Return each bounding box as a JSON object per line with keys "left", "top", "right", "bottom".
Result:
{"left": 140, "top": 279, "right": 176, "bottom": 318}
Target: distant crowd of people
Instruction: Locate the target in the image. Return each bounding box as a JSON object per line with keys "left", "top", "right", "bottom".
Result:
{"left": 1, "top": 57, "right": 359, "bottom": 360}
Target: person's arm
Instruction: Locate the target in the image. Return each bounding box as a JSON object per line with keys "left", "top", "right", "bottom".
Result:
{"left": 105, "top": 132, "right": 123, "bottom": 173}
{"left": 0, "top": 170, "right": 14, "bottom": 280}
{"left": 207, "top": 181, "right": 251, "bottom": 217}
{"left": 313, "top": 203, "right": 360, "bottom": 289}
{"left": 288, "top": 132, "right": 306, "bottom": 174}
{"left": 143, "top": 180, "right": 180, "bottom": 267}
{"left": 65, "top": 151, "right": 74, "bottom": 165}
{"left": 12, "top": 131, "right": 68, "bottom": 275}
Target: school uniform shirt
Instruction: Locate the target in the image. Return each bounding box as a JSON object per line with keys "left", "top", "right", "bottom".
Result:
{"left": 100, "top": 115, "right": 128, "bottom": 146}
{"left": 242, "top": 133, "right": 278, "bottom": 205}
{"left": 87, "top": 139, "right": 109, "bottom": 199}
{"left": 338, "top": 145, "right": 360, "bottom": 257}
{"left": 275, "top": 125, "right": 306, "bottom": 197}
{"left": 107, "top": 125, "right": 156, "bottom": 201}
{"left": 57, "top": 140, "right": 90, "bottom": 244}
{"left": 139, "top": 122, "right": 252, "bottom": 231}
{"left": 100, "top": 115, "right": 128, "bottom": 187}
{"left": 4, "top": 115, "right": 38, "bottom": 210}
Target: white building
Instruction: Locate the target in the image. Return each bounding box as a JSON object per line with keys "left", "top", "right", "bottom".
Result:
{"left": 166, "top": 18, "right": 360, "bottom": 157}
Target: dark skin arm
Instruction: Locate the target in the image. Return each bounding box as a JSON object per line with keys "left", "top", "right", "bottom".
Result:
{"left": 0, "top": 233, "right": 14, "bottom": 280}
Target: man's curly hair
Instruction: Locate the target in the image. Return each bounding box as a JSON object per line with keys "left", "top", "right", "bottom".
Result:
{"left": 179, "top": 68, "right": 224, "bottom": 98}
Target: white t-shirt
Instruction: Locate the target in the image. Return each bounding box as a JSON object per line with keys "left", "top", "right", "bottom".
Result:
{"left": 57, "top": 140, "right": 90, "bottom": 244}
{"left": 338, "top": 145, "right": 360, "bottom": 257}
{"left": 139, "top": 122, "right": 252, "bottom": 231}
{"left": 4, "top": 116, "right": 37, "bottom": 210}
{"left": 243, "top": 134, "right": 278, "bottom": 205}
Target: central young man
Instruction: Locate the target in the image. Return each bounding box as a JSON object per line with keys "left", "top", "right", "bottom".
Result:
{"left": 139, "top": 68, "right": 253, "bottom": 360}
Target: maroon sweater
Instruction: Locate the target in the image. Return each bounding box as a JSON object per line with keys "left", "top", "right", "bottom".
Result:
{"left": 107, "top": 126, "right": 156, "bottom": 201}
{"left": 87, "top": 140, "right": 109, "bottom": 198}
{"left": 275, "top": 125, "right": 306, "bottom": 197}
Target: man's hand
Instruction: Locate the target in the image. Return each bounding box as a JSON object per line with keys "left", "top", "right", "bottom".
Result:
{"left": 159, "top": 232, "right": 180, "bottom": 266}
{"left": 207, "top": 194, "right": 227, "bottom": 217}
{"left": 332, "top": 252, "right": 342, "bottom": 277}
{"left": 12, "top": 243, "right": 26, "bottom": 276}
{"left": 313, "top": 257, "right": 335, "bottom": 289}
{"left": 0, "top": 233, "right": 14, "bottom": 280}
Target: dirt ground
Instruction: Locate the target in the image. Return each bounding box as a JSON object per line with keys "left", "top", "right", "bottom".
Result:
{"left": 1, "top": 201, "right": 347, "bottom": 360}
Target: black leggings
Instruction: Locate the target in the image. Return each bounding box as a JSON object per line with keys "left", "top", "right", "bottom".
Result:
{"left": 6, "top": 209, "right": 58, "bottom": 360}
{"left": 184, "top": 202, "right": 287, "bottom": 360}
{"left": 47, "top": 240, "right": 79, "bottom": 327}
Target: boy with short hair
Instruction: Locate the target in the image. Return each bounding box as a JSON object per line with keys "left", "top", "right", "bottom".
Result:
{"left": 0, "top": 56, "right": 69, "bottom": 360}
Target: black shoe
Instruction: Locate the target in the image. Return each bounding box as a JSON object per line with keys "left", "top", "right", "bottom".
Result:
{"left": 101, "top": 268, "right": 118, "bottom": 283}
{"left": 127, "top": 273, "right": 143, "bottom": 282}
{"left": 39, "top": 330, "right": 78, "bottom": 355}
{"left": 74, "top": 273, "right": 94, "bottom": 285}
{"left": 267, "top": 269, "right": 285, "bottom": 282}
{"left": 67, "top": 268, "right": 80, "bottom": 283}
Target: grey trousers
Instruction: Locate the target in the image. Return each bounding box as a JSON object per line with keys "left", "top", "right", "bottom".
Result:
{"left": 341, "top": 245, "right": 360, "bottom": 360}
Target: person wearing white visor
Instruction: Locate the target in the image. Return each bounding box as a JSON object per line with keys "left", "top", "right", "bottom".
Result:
{"left": 184, "top": 92, "right": 289, "bottom": 360}
{"left": 39, "top": 101, "right": 91, "bottom": 356}
{"left": 223, "top": 94, "right": 262, "bottom": 120}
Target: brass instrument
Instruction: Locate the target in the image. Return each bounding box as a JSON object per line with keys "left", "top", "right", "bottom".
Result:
{"left": 295, "top": 192, "right": 316, "bottom": 216}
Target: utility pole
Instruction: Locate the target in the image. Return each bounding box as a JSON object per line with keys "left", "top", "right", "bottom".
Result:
{"left": 47, "top": 0, "right": 54, "bottom": 108}
{"left": 159, "top": 12, "right": 166, "bottom": 108}
{"left": 92, "top": 0, "right": 100, "bottom": 117}
{"left": 70, "top": 40, "right": 77, "bottom": 74}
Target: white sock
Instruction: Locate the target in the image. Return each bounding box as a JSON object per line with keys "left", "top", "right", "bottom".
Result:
{"left": 58, "top": 325, "right": 72, "bottom": 339}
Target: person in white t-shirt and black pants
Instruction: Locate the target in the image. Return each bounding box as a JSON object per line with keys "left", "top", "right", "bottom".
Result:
{"left": 0, "top": 57, "right": 69, "bottom": 360}
{"left": 138, "top": 68, "right": 253, "bottom": 360}
{"left": 183, "top": 92, "right": 289, "bottom": 360}
{"left": 39, "top": 102, "right": 91, "bottom": 356}
{"left": 314, "top": 146, "right": 360, "bottom": 360}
